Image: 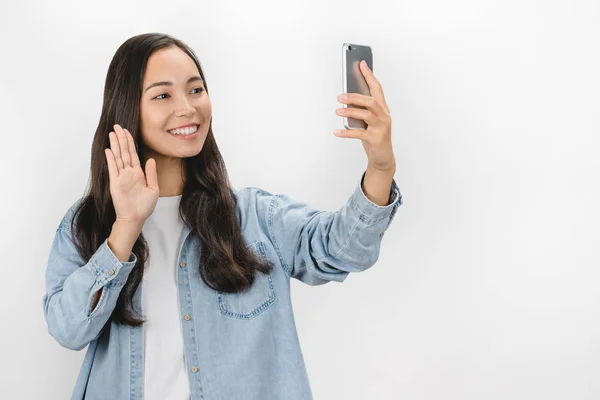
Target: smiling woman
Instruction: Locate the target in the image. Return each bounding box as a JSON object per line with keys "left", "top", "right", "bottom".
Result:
{"left": 42, "top": 32, "right": 401, "bottom": 400}
{"left": 140, "top": 45, "right": 212, "bottom": 187}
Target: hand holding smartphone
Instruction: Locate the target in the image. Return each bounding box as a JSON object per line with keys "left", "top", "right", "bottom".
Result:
{"left": 342, "top": 43, "right": 373, "bottom": 130}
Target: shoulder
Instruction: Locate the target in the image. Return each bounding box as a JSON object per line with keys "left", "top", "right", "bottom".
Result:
{"left": 232, "top": 185, "right": 320, "bottom": 225}
{"left": 231, "top": 186, "right": 279, "bottom": 220}
{"left": 234, "top": 186, "right": 274, "bottom": 197}
{"left": 233, "top": 186, "right": 277, "bottom": 206}
{"left": 57, "top": 197, "right": 86, "bottom": 232}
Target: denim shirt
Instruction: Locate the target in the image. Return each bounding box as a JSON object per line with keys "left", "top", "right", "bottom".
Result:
{"left": 43, "top": 172, "right": 402, "bottom": 400}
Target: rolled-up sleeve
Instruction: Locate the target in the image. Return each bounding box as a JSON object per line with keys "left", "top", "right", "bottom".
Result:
{"left": 42, "top": 202, "right": 138, "bottom": 351}
{"left": 255, "top": 171, "right": 402, "bottom": 285}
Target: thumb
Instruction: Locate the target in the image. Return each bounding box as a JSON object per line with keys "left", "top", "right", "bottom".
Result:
{"left": 145, "top": 158, "right": 159, "bottom": 191}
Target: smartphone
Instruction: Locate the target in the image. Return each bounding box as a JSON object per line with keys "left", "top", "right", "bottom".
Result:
{"left": 342, "top": 43, "right": 373, "bottom": 130}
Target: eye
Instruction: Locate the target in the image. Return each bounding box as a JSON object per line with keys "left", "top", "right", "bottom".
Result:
{"left": 153, "top": 87, "right": 204, "bottom": 100}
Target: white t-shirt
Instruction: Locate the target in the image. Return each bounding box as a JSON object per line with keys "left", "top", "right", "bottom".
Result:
{"left": 141, "top": 194, "right": 190, "bottom": 399}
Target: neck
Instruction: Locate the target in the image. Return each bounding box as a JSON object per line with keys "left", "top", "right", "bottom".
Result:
{"left": 144, "top": 153, "right": 185, "bottom": 197}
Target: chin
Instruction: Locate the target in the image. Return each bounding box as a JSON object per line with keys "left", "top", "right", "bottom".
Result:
{"left": 180, "top": 142, "right": 206, "bottom": 158}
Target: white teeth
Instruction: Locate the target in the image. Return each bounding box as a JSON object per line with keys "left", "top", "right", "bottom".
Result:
{"left": 168, "top": 125, "right": 198, "bottom": 135}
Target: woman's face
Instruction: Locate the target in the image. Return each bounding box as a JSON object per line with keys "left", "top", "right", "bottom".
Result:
{"left": 139, "top": 45, "right": 212, "bottom": 161}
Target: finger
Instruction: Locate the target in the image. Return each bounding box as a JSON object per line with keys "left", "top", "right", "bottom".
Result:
{"left": 108, "top": 131, "right": 124, "bottom": 170}
{"left": 336, "top": 107, "right": 374, "bottom": 124}
{"left": 338, "top": 93, "right": 383, "bottom": 117}
{"left": 114, "top": 124, "right": 131, "bottom": 168}
{"left": 145, "top": 158, "right": 159, "bottom": 191}
{"left": 333, "top": 129, "right": 366, "bottom": 140}
{"left": 359, "top": 60, "right": 389, "bottom": 110}
{"left": 105, "top": 148, "right": 119, "bottom": 179}
{"left": 124, "top": 129, "right": 141, "bottom": 168}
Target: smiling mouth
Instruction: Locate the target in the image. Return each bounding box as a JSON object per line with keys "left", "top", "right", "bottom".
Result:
{"left": 167, "top": 124, "right": 199, "bottom": 136}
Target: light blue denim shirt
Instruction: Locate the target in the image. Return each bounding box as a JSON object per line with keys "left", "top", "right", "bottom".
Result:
{"left": 43, "top": 172, "right": 402, "bottom": 400}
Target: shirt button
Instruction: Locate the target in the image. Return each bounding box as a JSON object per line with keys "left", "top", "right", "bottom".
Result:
{"left": 179, "top": 261, "right": 186, "bottom": 268}
{"left": 184, "top": 315, "right": 191, "bottom": 321}
{"left": 191, "top": 367, "right": 198, "bottom": 373}
{"left": 108, "top": 269, "right": 115, "bottom": 276}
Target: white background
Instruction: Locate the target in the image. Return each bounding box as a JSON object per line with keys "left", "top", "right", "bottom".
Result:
{"left": 1, "top": 0, "right": 599, "bottom": 399}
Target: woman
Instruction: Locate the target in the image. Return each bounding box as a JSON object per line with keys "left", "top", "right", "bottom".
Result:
{"left": 42, "top": 32, "right": 401, "bottom": 400}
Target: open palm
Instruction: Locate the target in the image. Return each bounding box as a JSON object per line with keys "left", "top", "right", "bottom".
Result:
{"left": 104, "top": 124, "right": 160, "bottom": 225}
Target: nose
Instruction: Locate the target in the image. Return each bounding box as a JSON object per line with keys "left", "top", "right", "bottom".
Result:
{"left": 174, "top": 94, "right": 195, "bottom": 118}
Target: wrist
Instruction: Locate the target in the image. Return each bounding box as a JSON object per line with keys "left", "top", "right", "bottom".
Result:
{"left": 114, "top": 217, "right": 145, "bottom": 231}
{"left": 112, "top": 219, "right": 143, "bottom": 243}
{"left": 366, "top": 163, "right": 396, "bottom": 177}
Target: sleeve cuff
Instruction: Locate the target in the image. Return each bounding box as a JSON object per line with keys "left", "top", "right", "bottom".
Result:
{"left": 90, "top": 238, "right": 138, "bottom": 289}
{"left": 351, "top": 170, "right": 403, "bottom": 224}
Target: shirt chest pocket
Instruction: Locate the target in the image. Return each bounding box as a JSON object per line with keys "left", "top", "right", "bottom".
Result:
{"left": 216, "top": 241, "right": 276, "bottom": 320}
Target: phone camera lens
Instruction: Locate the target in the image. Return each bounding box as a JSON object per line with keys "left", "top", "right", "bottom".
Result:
{"left": 348, "top": 46, "right": 352, "bottom": 51}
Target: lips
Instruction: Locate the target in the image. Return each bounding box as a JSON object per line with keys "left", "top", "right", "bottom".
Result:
{"left": 168, "top": 123, "right": 199, "bottom": 132}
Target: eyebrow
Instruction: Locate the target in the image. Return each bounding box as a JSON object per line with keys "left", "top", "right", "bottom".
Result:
{"left": 144, "top": 76, "right": 204, "bottom": 93}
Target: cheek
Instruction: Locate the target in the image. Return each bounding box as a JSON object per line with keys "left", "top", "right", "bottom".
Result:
{"left": 197, "top": 97, "right": 212, "bottom": 114}
{"left": 141, "top": 105, "right": 169, "bottom": 131}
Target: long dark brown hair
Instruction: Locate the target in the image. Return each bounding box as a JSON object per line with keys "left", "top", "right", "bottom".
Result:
{"left": 69, "top": 33, "right": 273, "bottom": 326}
